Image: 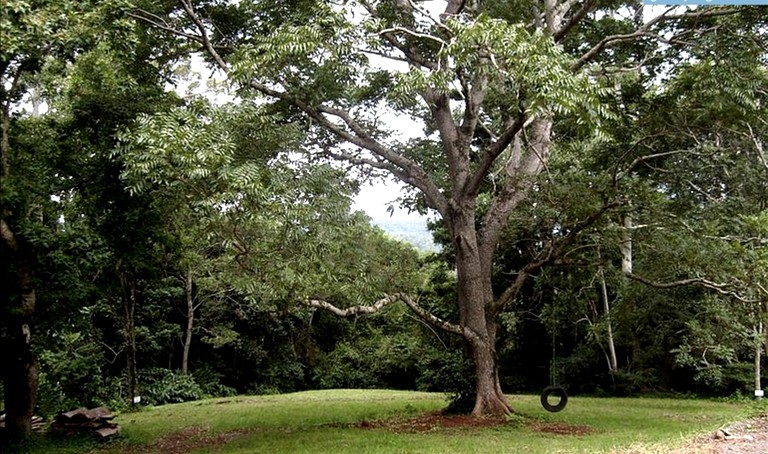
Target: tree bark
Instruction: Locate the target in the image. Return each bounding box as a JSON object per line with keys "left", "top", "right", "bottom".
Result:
{"left": 599, "top": 267, "right": 618, "bottom": 373}
{"left": 120, "top": 273, "right": 139, "bottom": 406}
{"left": 1, "top": 242, "right": 39, "bottom": 440}
{"left": 182, "top": 270, "right": 194, "bottom": 375}
{"left": 453, "top": 211, "right": 511, "bottom": 416}
{"left": 620, "top": 214, "right": 632, "bottom": 275}
{"left": 1, "top": 92, "right": 39, "bottom": 439}
{"left": 756, "top": 321, "right": 763, "bottom": 396}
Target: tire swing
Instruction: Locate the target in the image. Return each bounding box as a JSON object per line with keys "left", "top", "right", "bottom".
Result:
{"left": 540, "top": 332, "right": 568, "bottom": 412}
{"left": 540, "top": 385, "right": 568, "bottom": 412}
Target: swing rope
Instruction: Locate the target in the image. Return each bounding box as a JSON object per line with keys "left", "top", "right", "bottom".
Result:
{"left": 550, "top": 330, "right": 557, "bottom": 386}
{"left": 541, "top": 327, "right": 568, "bottom": 413}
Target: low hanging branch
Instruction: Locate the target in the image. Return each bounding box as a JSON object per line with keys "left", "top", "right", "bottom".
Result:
{"left": 303, "top": 292, "right": 464, "bottom": 336}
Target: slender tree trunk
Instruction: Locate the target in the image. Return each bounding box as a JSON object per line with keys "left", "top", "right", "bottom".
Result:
{"left": 182, "top": 270, "right": 194, "bottom": 375}
{"left": 599, "top": 268, "right": 618, "bottom": 373}
{"left": 120, "top": 274, "right": 139, "bottom": 406}
{"left": 756, "top": 322, "right": 763, "bottom": 397}
{"left": 764, "top": 301, "right": 768, "bottom": 375}
{"left": 621, "top": 213, "right": 641, "bottom": 366}
{"left": 620, "top": 215, "right": 632, "bottom": 275}
{"left": 2, "top": 98, "right": 39, "bottom": 438}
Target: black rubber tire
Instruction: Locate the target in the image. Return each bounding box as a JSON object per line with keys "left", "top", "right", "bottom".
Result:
{"left": 540, "top": 386, "right": 568, "bottom": 412}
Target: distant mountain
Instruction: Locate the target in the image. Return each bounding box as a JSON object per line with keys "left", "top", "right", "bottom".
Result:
{"left": 371, "top": 217, "right": 439, "bottom": 253}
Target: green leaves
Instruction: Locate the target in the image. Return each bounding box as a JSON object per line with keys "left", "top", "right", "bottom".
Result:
{"left": 390, "top": 14, "right": 605, "bottom": 123}
{"left": 229, "top": 6, "right": 364, "bottom": 104}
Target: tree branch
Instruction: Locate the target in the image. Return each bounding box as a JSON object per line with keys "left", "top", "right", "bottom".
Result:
{"left": 614, "top": 149, "right": 692, "bottom": 182}
{"left": 572, "top": 6, "right": 741, "bottom": 72}
{"left": 491, "top": 199, "right": 620, "bottom": 314}
{"left": 359, "top": 0, "right": 438, "bottom": 70}
{"left": 303, "top": 293, "right": 463, "bottom": 336}
{"left": 309, "top": 104, "right": 449, "bottom": 217}
{"left": 626, "top": 273, "right": 757, "bottom": 303}
{"left": 478, "top": 118, "right": 551, "bottom": 265}
{"left": 128, "top": 10, "right": 208, "bottom": 45}
{"left": 464, "top": 114, "right": 526, "bottom": 197}
{"left": 552, "top": 0, "right": 598, "bottom": 42}
{"left": 179, "top": 0, "right": 229, "bottom": 71}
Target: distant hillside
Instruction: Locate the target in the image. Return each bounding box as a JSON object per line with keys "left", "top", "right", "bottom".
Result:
{"left": 371, "top": 218, "right": 438, "bottom": 253}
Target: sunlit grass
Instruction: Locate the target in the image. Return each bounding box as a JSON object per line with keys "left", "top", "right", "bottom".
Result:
{"left": 9, "top": 390, "right": 766, "bottom": 453}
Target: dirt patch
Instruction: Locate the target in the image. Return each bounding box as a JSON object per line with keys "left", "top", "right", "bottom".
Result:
{"left": 671, "top": 413, "right": 768, "bottom": 454}
{"left": 354, "top": 411, "right": 509, "bottom": 433}
{"left": 115, "top": 425, "right": 254, "bottom": 454}
{"left": 352, "top": 411, "right": 596, "bottom": 436}
{"left": 528, "top": 421, "right": 596, "bottom": 436}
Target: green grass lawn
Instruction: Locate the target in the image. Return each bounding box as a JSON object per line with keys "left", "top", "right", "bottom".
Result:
{"left": 8, "top": 390, "right": 767, "bottom": 454}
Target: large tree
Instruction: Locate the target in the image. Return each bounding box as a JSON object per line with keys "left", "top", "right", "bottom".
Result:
{"left": 0, "top": 0, "right": 119, "bottom": 437}
{"left": 135, "top": 1, "right": 761, "bottom": 415}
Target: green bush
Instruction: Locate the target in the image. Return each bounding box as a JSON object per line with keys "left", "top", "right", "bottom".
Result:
{"left": 140, "top": 368, "right": 204, "bottom": 405}
{"left": 416, "top": 347, "right": 475, "bottom": 414}
{"left": 313, "top": 342, "right": 381, "bottom": 389}
{"left": 36, "top": 332, "right": 106, "bottom": 416}
{"left": 191, "top": 365, "right": 237, "bottom": 398}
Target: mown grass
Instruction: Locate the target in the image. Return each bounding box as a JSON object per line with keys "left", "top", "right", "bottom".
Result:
{"left": 6, "top": 389, "right": 766, "bottom": 454}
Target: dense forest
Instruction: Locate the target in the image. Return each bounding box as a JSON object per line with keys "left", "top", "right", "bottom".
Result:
{"left": 2, "top": 0, "right": 767, "bottom": 441}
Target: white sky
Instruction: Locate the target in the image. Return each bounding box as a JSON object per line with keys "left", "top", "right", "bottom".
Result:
{"left": 353, "top": 179, "right": 422, "bottom": 221}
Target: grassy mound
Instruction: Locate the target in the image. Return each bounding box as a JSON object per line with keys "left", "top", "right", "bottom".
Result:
{"left": 10, "top": 390, "right": 767, "bottom": 453}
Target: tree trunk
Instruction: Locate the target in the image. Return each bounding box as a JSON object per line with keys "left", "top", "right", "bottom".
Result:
{"left": 120, "top": 274, "right": 139, "bottom": 406}
{"left": 756, "top": 322, "right": 763, "bottom": 396}
{"left": 2, "top": 75, "right": 39, "bottom": 440}
{"left": 453, "top": 213, "right": 510, "bottom": 416}
{"left": 182, "top": 270, "right": 194, "bottom": 375}
{"left": 621, "top": 213, "right": 641, "bottom": 367}
{"left": 599, "top": 268, "right": 618, "bottom": 373}
{"left": 467, "top": 335, "right": 509, "bottom": 416}
{"left": 620, "top": 214, "right": 632, "bottom": 275}
{"left": 2, "top": 248, "right": 39, "bottom": 440}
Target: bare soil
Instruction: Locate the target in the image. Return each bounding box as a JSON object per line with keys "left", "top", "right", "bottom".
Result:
{"left": 116, "top": 425, "right": 255, "bottom": 454}
{"left": 671, "top": 413, "right": 768, "bottom": 454}
{"left": 355, "top": 411, "right": 509, "bottom": 432}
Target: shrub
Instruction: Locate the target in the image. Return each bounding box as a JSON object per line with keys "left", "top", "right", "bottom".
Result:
{"left": 140, "top": 368, "right": 204, "bottom": 405}
{"left": 416, "top": 347, "right": 475, "bottom": 414}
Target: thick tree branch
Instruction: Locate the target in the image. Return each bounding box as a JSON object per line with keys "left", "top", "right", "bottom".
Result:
{"left": 175, "top": 1, "right": 449, "bottom": 216}
{"left": 429, "top": 91, "right": 469, "bottom": 199}
{"left": 478, "top": 118, "right": 551, "bottom": 265}
{"left": 304, "top": 293, "right": 464, "bottom": 336}
{"left": 249, "top": 82, "right": 449, "bottom": 213}
{"left": 465, "top": 114, "right": 526, "bottom": 197}
{"left": 458, "top": 70, "right": 487, "bottom": 148}
{"left": 491, "top": 200, "right": 620, "bottom": 315}
{"left": 443, "top": 0, "right": 467, "bottom": 17}
{"left": 310, "top": 105, "right": 449, "bottom": 216}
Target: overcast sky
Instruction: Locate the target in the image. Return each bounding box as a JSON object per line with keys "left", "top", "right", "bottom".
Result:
{"left": 353, "top": 179, "right": 427, "bottom": 222}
